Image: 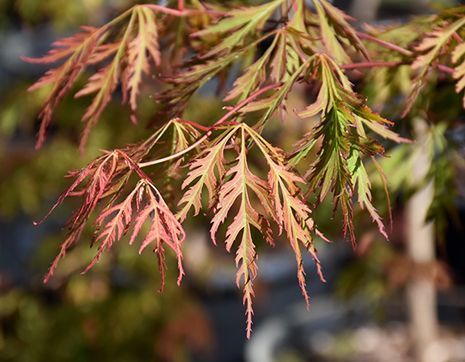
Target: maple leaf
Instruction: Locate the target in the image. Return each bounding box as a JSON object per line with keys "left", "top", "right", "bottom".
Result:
{"left": 24, "top": 26, "right": 104, "bottom": 149}
{"left": 201, "top": 124, "right": 326, "bottom": 336}
{"left": 158, "top": 30, "right": 277, "bottom": 118}
{"left": 348, "top": 150, "right": 387, "bottom": 239}
{"left": 246, "top": 126, "right": 326, "bottom": 305}
{"left": 123, "top": 6, "right": 161, "bottom": 116}
{"left": 404, "top": 17, "right": 465, "bottom": 116}
{"left": 452, "top": 41, "right": 465, "bottom": 107}
{"left": 165, "top": 120, "right": 202, "bottom": 178}
{"left": 241, "top": 60, "right": 311, "bottom": 130}
{"left": 40, "top": 150, "right": 130, "bottom": 282}
{"left": 193, "top": 0, "right": 284, "bottom": 57}
{"left": 297, "top": 54, "right": 407, "bottom": 244}
{"left": 270, "top": 28, "right": 309, "bottom": 82}
{"left": 87, "top": 179, "right": 185, "bottom": 288}
{"left": 209, "top": 126, "right": 273, "bottom": 338}
{"left": 177, "top": 128, "right": 235, "bottom": 221}
{"left": 313, "top": 0, "right": 369, "bottom": 64}
{"left": 39, "top": 146, "right": 184, "bottom": 285}
{"left": 25, "top": 5, "right": 163, "bottom": 149}
{"left": 224, "top": 34, "right": 278, "bottom": 102}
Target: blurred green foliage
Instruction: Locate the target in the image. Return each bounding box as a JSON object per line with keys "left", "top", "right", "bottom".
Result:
{"left": 0, "top": 269, "right": 212, "bottom": 362}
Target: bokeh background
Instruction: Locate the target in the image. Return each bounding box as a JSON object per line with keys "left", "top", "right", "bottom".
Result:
{"left": 1, "top": 1, "right": 465, "bottom": 361}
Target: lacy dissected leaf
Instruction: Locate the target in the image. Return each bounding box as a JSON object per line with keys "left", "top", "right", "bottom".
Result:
{"left": 300, "top": 55, "right": 408, "bottom": 143}
{"left": 157, "top": 51, "right": 241, "bottom": 116}
{"left": 246, "top": 126, "right": 325, "bottom": 305}
{"left": 88, "top": 179, "right": 185, "bottom": 288}
{"left": 404, "top": 17, "right": 465, "bottom": 115}
{"left": 452, "top": 41, "right": 465, "bottom": 107}
{"left": 209, "top": 127, "right": 273, "bottom": 338}
{"left": 24, "top": 26, "right": 104, "bottom": 149}
{"left": 241, "top": 60, "right": 311, "bottom": 129}
{"left": 225, "top": 35, "right": 278, "bottom": 102}
{"left": 313, "top": 0, "right": 368, "bottom": 64}
{"left": 299, "top": 55, "right": 353, "bottom": 118}
{"left": 269, "top": 28, "right": 310, "bottom": 83}
{"left": 201, "top": 124, "right": 326, "bottom": 336}
{"left": 193, "top": 0, "right": 284, "bottom": 57}
{"left": 348, "top": 150, "right": 387, "bottom": 238}
{"left": 297, "top": 55, "right": 406, "bottom": 243}
{"left": 123, "top": 7, "right": 161, "bottom": 115}
{"left": 158, "top": 30, "right": 278, "bottom": 117}
{"left": 177, "top": 128, "right": 235, "bottom": 221}
{"left": 25, "top": 5, "right": 162, "bottom": 149}
{"left": 310, "top": 106, "right": 357, "bottom": 242}
{"left": 40, "top": 148, "right": 184, "bottom": 287}
{"left": 40, "top": 150, "right": 133, "bottom": 282}
{"left": 167, "top": 120, "right": 202, "bottom": 176}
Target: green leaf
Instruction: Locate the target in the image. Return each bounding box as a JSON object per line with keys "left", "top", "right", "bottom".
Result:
{"left": 194, "top": 0, "right": 284, "bottom": 57}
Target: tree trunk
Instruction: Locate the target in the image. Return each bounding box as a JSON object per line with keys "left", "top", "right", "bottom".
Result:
{"left": 406, "top": 118, "right": 438, "bottom": 362}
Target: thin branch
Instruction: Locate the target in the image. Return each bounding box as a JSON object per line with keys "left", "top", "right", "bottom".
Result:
{"left": 144, "top": 4, "right": 190, "bottom": 16}
{"left": 144, "top": 4, "right": 224, "bottom": 17}
{"left": 452, "top": 31, "right": 463, "bottom": 43}
{"left": 355, "top": 32, "right": 455, "bottom": 75}
{"left": 342, "top": 61, "right": 401, "bottom": 70}
{"left": 343, "top": 60, "right": 454, "bottom": 75}
{"left": 139, "top": 84, "right": 281, "bottom": 168}
{"left": 176, "top": 119, "right": 211, "bottom": 132}
{"left": 357, "top": 31, "right": 413, "bottom": 57}
{"left": 436, "top": 64, "right": 454, "bottom": 74}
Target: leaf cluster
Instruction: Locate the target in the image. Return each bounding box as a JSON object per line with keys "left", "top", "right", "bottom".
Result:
{"left": 23, "top": 0, "right": 465, "bottom": 337}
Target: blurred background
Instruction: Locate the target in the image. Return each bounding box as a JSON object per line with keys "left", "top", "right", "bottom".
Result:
{"left": 1, "top": 0, "right": 465, "bottom": 361}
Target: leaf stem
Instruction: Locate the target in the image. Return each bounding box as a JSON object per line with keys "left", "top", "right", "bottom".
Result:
{"left": 349, "top": 32, "right": 454, "bottom": 74}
